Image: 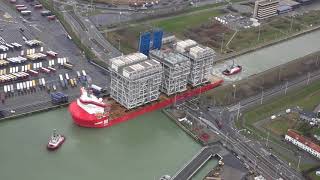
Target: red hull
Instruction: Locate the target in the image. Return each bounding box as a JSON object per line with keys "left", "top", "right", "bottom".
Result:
{"left": 47, "top": 136, "right": 65, "bottom": 151}
{"left": 222, "top": 66, "right": 242, "bottom": 76}
{"left": 69, "top": 79, "right": 223, "bottom": 128}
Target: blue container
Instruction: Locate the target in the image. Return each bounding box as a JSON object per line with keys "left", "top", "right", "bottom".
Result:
{"left": 152, "top": 29, "right": 163, "bottom": 50}
{"left": 138, "top": 32, "right": 151, "bottom": 56}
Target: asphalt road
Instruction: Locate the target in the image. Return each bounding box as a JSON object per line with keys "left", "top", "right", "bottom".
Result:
{"left": 54, "top": 0, "right": 121, "bottom": 61}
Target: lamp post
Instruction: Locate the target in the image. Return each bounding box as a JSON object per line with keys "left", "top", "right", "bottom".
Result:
{"left": 284, "top": 80, "right": 289, "bottom": 95}
{"left": 220, "top": 33, "right": 225, "bottom": 53}
{"left": 233, "top": 84, "right": 236, "bottom": 100}
{"left": 260, "top": 87, "right": 264, "bottom": 105}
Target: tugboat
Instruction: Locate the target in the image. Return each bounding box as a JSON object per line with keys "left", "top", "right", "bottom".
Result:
{"left": 222, "top": 60, "right": 242, "bottom": 76}
{"left": 47, "top": 129, "right": 65, "bottom": 151}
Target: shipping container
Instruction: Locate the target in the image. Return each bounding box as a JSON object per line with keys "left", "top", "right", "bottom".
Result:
{"left": 20, "top": 10, "right": 31, "bottom": 16}
{"left": 41, "top": 10, "right": 52, "bottom": 16}
{"left": 69, "top": 79, "right": 74, "bottom": 87}
{"left": 63, "top": 63, "right": 73, "bottom": 70}
{"left": 17, "top": 7, "right": 27, "bottom": 11}
{"left": 28, "top": 69, "right": 39, "bottom": 76}
{"left": 59, "top": 74, "right": 63, "bottom": 81}
{"left": 46, "top": 50, "right": 58, "bottom": 57}
{"left": 40, "top": 67, "right": 50, "bottom": 73}
{"left": 48, "top": 67, "right": 56, "bottom": 72}
{"left": 65, "top": 73, "right": 69, "bottom": 80}
{"left": 47, "top": 15, "right": 56, "bottom": 21}
{"left": 34, "top": 4, "right": 43, "bottom": 9}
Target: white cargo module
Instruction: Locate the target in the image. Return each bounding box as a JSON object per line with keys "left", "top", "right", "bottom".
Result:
{"left": 109, "top": 53, "right": 163, "bottom": 109}
{"left": 150, "top": 49, "right": 191, "bottom": 95}
{"left": 175, "top": 39, "right": 215, "bottom": 87}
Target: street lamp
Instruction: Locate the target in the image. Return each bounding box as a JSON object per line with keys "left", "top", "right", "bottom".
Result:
{"left": 118, "top": 39, "right": 121, "bottom": 51}
{"left": 260, "top": 87, "right": 264, "bottom": 105}
{"left": 232, "top": 84, "right": 236, "bottom": 100}
{"left": 284, "top": 80, "right": 289, "bottom": 95}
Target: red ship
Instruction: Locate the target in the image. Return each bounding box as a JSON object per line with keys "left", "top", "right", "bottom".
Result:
{"left": 69, "top": 87, "right": 110, "bottom": 128}
{"left": 222, "top": 61, "right": 242, "bottom": 76}
{"left": 47, "top": 129, "right": 65, "bottom": 151}
{"left": 69, "top": 79, "right": 223, "bottom": 128}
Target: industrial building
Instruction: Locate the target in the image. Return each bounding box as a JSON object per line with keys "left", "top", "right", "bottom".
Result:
{"left": 285, "top": 129, "right": 320, "bottom": 159}
{"left": 253, "top": 0, "right": 280, "bottom": 20}
{"left": 109, "top": 53, "right": 163, "bottom": 109}
{"left": 150, "top": 49, "right": 191, "bottom": 95}
{"left": 175, "top": 39, "right": 215, "bottom": 87}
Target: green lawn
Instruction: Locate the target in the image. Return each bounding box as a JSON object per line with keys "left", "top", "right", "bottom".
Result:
{"left": 295, "top": 10, "right": 320, "bottom": 27}
{"left": 235, "top": 79, "right": 320, "bottom": 176}
{"left": 266, "top": 113, "right": 299, "bottom": 136}
{"left": 151, "top": 9, "right": 223, "bottom": 36}
{"left": 241, "top": 80, "right": 320, "bottom": 130}
{"left": 308, "top": 171, "right": 320, "bottom": 180}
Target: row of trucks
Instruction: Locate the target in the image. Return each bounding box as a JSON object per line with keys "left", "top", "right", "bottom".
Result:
{"left": 129, "top": 1, "right": 158, "bottom": 8}
{"left": 58, "top": 70, "right": 87, "bottom": 89}
{"left": 0, "top": 65, "right": 56, "bottom": 84}
{"left": 3, "top": 79, "right": 38, "bottom": 95}
{"left": 0, "top": 50, "right": 58, "bottom": 68}
{"left": 0, "top": 43, "right": 22, "bottom": 52}
{"left": 15, "top": 4, "right": 55, "bottom": 20}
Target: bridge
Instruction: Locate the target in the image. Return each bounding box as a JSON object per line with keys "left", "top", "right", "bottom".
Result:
{"left": 171, "top": 146, "right": 222, "bottom": 180}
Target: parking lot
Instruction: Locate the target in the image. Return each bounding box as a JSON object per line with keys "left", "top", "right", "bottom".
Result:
{"left": 0, "top": 0, "right": 109, "bottom": 116}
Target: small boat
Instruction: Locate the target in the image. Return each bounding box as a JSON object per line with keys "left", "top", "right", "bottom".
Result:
{"left": 47, "top": 129, "right": 65, "bottom": 150}
{"left": 222, "top": 60, "right": 242, "bottom": 76}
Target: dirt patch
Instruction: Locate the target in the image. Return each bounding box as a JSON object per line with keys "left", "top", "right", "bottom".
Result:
{"left": 184, "top": 22, "right": 232, "bottom": 51}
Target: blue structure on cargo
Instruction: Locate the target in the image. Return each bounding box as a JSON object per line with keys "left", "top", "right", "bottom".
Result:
{"left": 51, "top": 92, "right": 68, "bottom": 104}
{"left": 277, "top": 5, "right": 292, "bottom": 14}
{"left": 138, "top": 32, "right": 151, "bottom": 56}
{"left": 296, "top": 0, "right": 313, "bottom": 5}
{"left": 152, "top": 29, "right": 163, "bottom": 50}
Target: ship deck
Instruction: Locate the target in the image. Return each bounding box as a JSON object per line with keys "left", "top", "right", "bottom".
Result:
{"left": 105, "top": 76, "right": 223, "bottom": 121}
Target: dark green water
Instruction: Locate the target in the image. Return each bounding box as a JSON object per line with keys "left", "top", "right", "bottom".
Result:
{"left": 0, "top": 108, "right": 200, "bottom": 180}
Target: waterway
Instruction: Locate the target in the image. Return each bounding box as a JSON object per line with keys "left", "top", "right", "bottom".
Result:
{"left": 0, "top": 109, "right": 200, "bottom": 180}
{"left": 212, "top": 29, "right": 320, "bottom": 82}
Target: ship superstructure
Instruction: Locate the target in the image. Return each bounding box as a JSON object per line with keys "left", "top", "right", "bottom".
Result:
{"left": 69, "top": 87, "right": 110, "bottom": 128}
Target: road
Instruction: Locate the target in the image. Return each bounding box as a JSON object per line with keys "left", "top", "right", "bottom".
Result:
{"left": 53, "top": 0, "right": 121, "bottom": 61}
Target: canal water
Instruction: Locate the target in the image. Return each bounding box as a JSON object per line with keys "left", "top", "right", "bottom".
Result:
{"left": 212, "top": 29, "right": 320, "bottom": 82}
{"left": 0, "top": 109, "right": 201, "bottom": 180}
